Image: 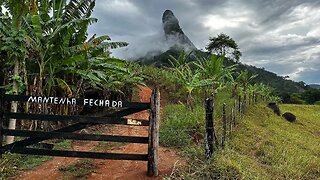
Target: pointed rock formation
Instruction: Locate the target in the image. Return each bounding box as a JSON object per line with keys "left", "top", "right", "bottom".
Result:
{"left": 162, "top": 10, "right": 196, "bottom": 50}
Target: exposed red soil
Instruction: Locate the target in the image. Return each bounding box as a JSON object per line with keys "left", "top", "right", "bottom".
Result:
{"left": 15, "top": 86, "right": 184, "bottom": 180}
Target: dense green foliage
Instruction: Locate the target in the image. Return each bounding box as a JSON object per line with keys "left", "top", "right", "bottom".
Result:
{"left": 0, "top": 0, "right": 143, "bottom": 97}
{"left": 300, "top": 88, "right": 320, "bottom": 104}
{"left": 138, "top": 48, "right": 308, "bottom": 98}
{"left": 0, "top": 0, "right": 144, "bottom": 116}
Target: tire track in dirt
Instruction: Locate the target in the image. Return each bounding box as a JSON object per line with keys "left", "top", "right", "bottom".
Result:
{"left": 16, "top": 86, "right": 184, "bottom": 180}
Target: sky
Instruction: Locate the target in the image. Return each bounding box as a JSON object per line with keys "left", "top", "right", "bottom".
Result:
{"left": 88, "top": 0, "right": 320, "bottom": 84}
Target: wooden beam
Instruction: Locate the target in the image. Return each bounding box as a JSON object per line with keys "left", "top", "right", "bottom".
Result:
{"left": 147, "top": 87, "right": 160, "bottom": 177}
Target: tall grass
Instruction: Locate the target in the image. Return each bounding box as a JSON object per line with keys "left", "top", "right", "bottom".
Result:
{"left": 163, "top": 103, "right": 320, "bottom": 179}
{"left": 160, "top": 89, "right": 235, "bottom": 148}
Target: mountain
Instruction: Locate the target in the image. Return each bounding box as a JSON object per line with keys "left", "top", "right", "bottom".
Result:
{"left": 137, "top": 10, "right": 308, "bottom": 96}
{"left": 162, "top": 10, "right": 196, "bottom": 50}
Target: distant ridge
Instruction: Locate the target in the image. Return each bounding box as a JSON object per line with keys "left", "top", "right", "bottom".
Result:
{"left": 309, "top": 84, "right": 320, "bottom": 89}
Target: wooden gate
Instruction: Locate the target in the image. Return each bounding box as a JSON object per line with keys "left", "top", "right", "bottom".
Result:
{"left": 0, "top": 88, "right": 160, "bottom": 176}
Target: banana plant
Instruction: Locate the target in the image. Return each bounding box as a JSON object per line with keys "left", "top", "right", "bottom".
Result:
{"left": 236, "top": 70, "right": 258, "bottom": 108}
{"left": 248, "top": 84, "right": 259, "bottom": 105}
{"left": 169, "top": 53, "right": 212, "bottom": 111}
{"left": 194, "top": 54, "right": 236, "bottom": 97}
{"left": 1, "top": 0, "right": 137, "bottom": 133}
{"left": 193, "top": 54, "right": 236, "bottom": 147}
{"left": 269, "top": 95, "right": 282, "bottom": 103}
{"left": 255, "top": 83, "right": 271, "bottom": 102}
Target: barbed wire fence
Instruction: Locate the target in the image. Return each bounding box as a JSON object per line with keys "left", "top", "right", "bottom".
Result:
{"left": 157, "top": 93, "right": 268, "bottom": 161}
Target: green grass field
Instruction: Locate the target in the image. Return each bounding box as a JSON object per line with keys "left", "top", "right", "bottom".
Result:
{"left": 161, "top": 103, "right": 320, "bottom": 179}
{"left": 213, "top": 104, "right": 320, "bottom": 179}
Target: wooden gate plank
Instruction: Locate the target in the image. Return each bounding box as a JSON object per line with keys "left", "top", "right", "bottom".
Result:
{"left": 3, "top": 147, "right": 148, "bottom": 161}
{"left": 5, "top": 112, "right": 149, "bottom": 126}
{"left": 3, "top": 95, "right": 150, "bottom": 109}
{"left": 3, "top": 129, "right": 149, "bottom": 143}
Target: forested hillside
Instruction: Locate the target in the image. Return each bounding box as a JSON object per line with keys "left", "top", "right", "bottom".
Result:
{"left": 138, "top": 48, "right": 308, "bottom": 97}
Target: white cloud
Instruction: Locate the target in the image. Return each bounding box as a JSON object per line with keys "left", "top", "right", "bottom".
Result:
{"left": 89, "top": 0, "right": 320, "bottom": 84}
{"left": 97, "top": 0, "right": 141, "bottom": 16}
{"left": 202, "top": 15, "right": 248, "bottom": 30}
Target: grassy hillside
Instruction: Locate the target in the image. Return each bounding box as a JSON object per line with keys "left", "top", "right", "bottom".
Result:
{"left": 214, "top": 104, "right": 320, "bottom": 179}
{"left": 162, "top": 103, "right": 320, "bottom": 179}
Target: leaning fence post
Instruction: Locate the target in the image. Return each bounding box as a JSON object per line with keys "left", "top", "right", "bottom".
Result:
{"left": 222, "top": 103, "right": 227, "bottom": 148}
{"left": 148, "top": 87, "right": 160, "bottom": 176}
{"left": 205, "top": 97, "right": 213, "bottom": 158}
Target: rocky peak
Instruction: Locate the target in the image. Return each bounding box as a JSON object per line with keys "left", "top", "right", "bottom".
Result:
{"left": 162, "top": 10, "right": 196, "bottom": 50}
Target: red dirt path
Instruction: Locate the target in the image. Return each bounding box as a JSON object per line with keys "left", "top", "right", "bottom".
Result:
{"left": 15, "top": 86, "right": 183, "bottom": 180}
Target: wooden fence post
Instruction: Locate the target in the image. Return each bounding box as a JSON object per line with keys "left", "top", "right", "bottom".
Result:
{"left": 233, "top": 100, "right": 237, "bottom": 127}
{"left": 238, "top": 95, "right": 241, "bottom": 114}
{"left": 239, "top": 102, "right": 243, "bottom": 119}
{"left": 229, "top": 108, "right": 233, "bottom": 138}
{"left": 148, "top": 87, "right": 160, "bottom": 176}
{"left": 243, "top": 93, "right": 246, "bottom": 114}
{"left": 222, "top": 103, "right": 227, "bottom": 148}
{"left": 205, "top": 97, "right": 213, "bottom": 158}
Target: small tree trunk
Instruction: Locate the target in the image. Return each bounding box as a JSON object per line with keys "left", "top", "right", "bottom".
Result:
{"left": 186, "top": 91, "right": 194, "bottom": 111}
{"left": 6, "top": 60, "right": 19, "bottom": 144}
{"left": 6, "top": 12, "right": 23, "bottom": 144}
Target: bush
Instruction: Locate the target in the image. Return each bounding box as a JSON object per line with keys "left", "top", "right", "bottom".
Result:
{"left": 314, "top": 101, "right": 320, "bottom": 105}
{"left": 160, "top": 104, "right": 204, "bottom": 147}
{"left": 290, "top": 93, "right": 305, "bottom": 104}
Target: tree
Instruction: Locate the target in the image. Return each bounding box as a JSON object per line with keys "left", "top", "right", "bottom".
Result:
{"left": 205, "top": 33, "right": 242, "bottom": 62}
{"left": 301, "top": 89, "right": 320, "bottom": 104}
{"left": 0, "top": 0, "right": 29, "bottom": 144}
